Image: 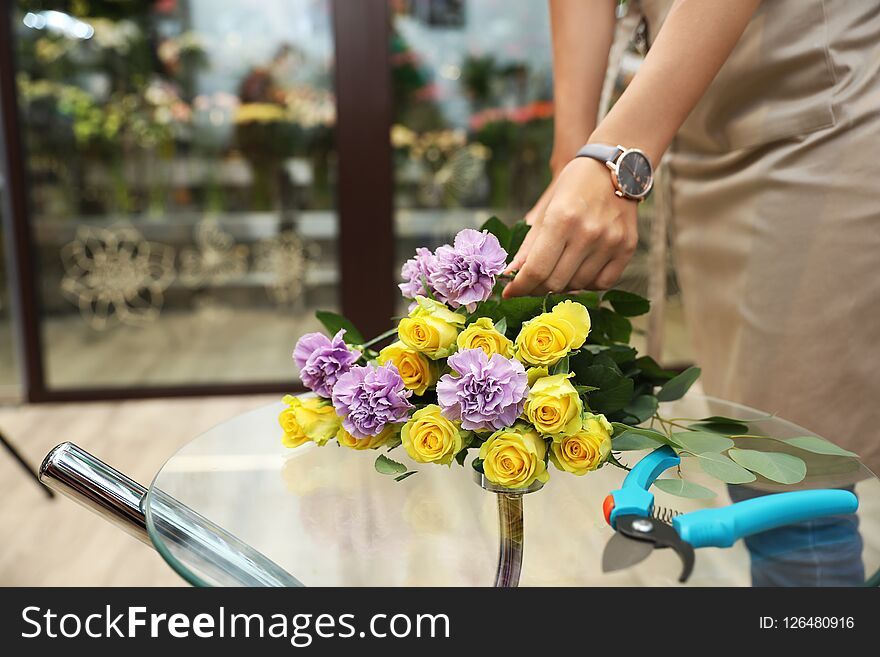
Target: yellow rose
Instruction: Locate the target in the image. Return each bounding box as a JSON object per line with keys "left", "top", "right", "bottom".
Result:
{"left": 377, "top": 341, "right": 438, "bottom": 395}
{"left": 526, "top": 366, "right": 549, "bottom": 388}
{"left": 337, "top": 423, "right": 401, "bottom": 450}
{"left": 398, "top": 296, "right": 466, "bottom": 360}
{"left": 456, "top": 317, "right": 513, "bottom": 358}
{"left": 515, "top": 300, "right": 591, "bottom": 366}
{"left": 279, "top": 394, "right": 340, "bottom": 448}
{"left": 401, "top": 404, "right": 469, "bottom": 465}
{"left": 524, "top": 373, "right": 583, "bottom": 437}
{"left": 549, "top": 413, "right": 612, "bottom": 475}
{"left": 479, "top": 424, "right": 550, "bottom": 489}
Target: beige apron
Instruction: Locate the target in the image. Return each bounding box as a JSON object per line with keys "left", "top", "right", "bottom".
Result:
{"left": 638, "top": 0, "right": 880, "bottom": 473}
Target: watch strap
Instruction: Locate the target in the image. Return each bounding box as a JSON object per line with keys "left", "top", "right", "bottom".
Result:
{"left": 574, "top": 143, "right": 622, "bottom": 164}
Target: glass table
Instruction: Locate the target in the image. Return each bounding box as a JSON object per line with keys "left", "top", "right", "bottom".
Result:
{"left": 144, "top": 395, "right": 880, "bottom": 587}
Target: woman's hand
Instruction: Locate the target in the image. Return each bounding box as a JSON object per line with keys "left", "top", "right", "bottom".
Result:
{"left": 503, "top": 157, "right": 638, "bottom": 297}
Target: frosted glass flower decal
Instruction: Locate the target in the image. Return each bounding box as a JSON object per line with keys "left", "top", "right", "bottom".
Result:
{"left": 254, "top": 230, "right": 312, "bottom": 305}
{"left": 60, "top": 225, "right": 176, "bottom": 331}
{"left": 179, "top": 218, "right": 248, "bottom": 287}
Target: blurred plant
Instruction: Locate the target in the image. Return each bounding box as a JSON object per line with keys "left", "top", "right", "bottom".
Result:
{"left": 392, "top": 125, "right": 490, "bottom": 208}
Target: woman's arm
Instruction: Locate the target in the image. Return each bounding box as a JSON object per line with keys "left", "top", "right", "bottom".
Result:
{"left": 525, "top": 0, "right": 617, "bottom": 226}
{"left": 548, "top": 0, "right": 618, "bottom": 173}
{"left": 506, "top": 0, "right": 762, "bottom": 297}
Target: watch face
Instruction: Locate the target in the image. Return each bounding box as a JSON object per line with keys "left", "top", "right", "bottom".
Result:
{"left": 615, "top": 150, "right": 653, "bottom": 198}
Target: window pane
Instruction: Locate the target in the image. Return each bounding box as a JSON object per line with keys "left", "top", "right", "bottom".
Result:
{"left": 14, "top": 0, "right": 338, "bottom": 388}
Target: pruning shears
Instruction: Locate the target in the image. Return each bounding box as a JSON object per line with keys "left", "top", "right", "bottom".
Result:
{"left": 601, "top": 446, "right": 859, "bottom": 582}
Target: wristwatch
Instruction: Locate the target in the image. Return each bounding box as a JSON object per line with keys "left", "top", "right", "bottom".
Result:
{"left": 574, "top": 143, "right": 654, "bottom": 201}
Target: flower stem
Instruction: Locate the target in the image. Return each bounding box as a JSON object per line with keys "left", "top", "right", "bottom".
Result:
{"left": 361, "top": 327, "right": 398, "bottom": 350}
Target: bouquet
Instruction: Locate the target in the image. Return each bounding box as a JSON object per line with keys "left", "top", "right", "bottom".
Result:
{"left": 281, "top": 218, "right": 856, "bottom": 494}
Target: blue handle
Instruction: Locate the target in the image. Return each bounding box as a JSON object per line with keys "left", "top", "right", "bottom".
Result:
{"left": 608, "top": 446, "right": 680, "bottom": 526}
{"left": 673, "top": 489, "right": 859, "bottom": 549}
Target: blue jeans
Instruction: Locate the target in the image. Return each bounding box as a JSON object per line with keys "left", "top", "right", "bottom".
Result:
{"left": 727, "top": 485, "right": 865, "bottom": 587}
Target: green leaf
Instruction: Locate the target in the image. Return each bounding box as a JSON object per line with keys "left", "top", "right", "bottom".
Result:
{"left": 480, "top": 216, "right": 511, "bottom": 248}
{"left": 385, "top": 434, "right": 403, "bottom": 451}
{"left": 633, "top": 356, "right": 677, "bottom": 384}
{"left": 696, "top": 452, "right": 757, "bottom": 484}
{"left": 314, "top": 310, "right": 366, "bottom": 345}
{"left": 621, "top": 395, "right": 659, "bottom": 423}
{"left": 581, "top": 365, "right": 635, "bottom": 414}
{"left": 603, "top": 290, "right": 651, "bottom": 317}
{"left": 591, "top": 307, "right": 633, "bottom": 344}
{"left": 454, "top": 449, "right": 469, "bottom": 467}
{"left": 548, "top": 291, "right": 601, "bottom": 309}
{"left": 782, "top": 436, "right": 858, "bottom": 458}
{"left": 550, "top": 355, "right": 570, "bottom": 376}
{"left": 375, "top": 454, "right": 408, "bottom": 476}
{"left": 471, "top": 457, "right": 485, "bottom": 473}
{"left": 728, "top": 448, "right": 807, "bottom": 485}
{"left": 506, "top": 221, "right": 530, "bottom": 264}
{"left": 670, "top": 431, "right": 735, "bottom": 455}
{"left": 584, "top": 344, "right": 638, "bottom": 365}
{"left": 653, "top": 478, "right": 716, "bottom": 500}
{"left": 574, "top": 384, "right": 599, "bottom": 394}
{"left": 474, "top": 296, "right": 544, "bottom": 333}
{"left": 394, "top": 471, "right": 418, "bottom": 482}
{"left": 493, "top": 316, "right": 508, "bottom": 336}
{"left": 656, "top": 366, "right": 701, "bottom": 402}
{"left": 689, "top": 421, "right": 750, "bottom": 436}
{"left": 613, "top": 430, "right": 665, "bottom": 451}
{"left": 611, "top": 423, "right": 669, "bottom": 440}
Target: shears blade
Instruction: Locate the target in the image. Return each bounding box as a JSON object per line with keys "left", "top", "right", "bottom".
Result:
{"left": 601, "top": 530, "right": 655, "bottom": 574}
{"left": 605, "top": 514, "right": 696, "bottom": 582}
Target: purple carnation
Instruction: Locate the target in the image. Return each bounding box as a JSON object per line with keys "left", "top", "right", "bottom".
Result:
{"left": 436, "top": 348, "right": 528, "bottom": 431}
{"left": 399, "top": 247, "right": 439, "bottom": 300}
{"left": 332, "top": 362, "right": 414, "bottom": 438}
{"left": 293, "top": 330, "right": 361, "bottom": 398}
{"left": 429, "top": 229, "right": 507, "bottom": 312}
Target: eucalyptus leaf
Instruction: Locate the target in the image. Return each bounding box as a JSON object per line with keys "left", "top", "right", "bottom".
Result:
{"left": 314, "top": 310, "right": 366, "bottom": 345}
{"left": 375, "top": 454, "right": 408, "bottom": 476}
{"left": 603, "top": 289, "right": 651, "bottom": 317}
{"left": 782, "top": 436, "right": 858, "bottom": 458}
{"left": 653, "top": 478, "right": 716, "bottom": 500}
{"left": 670, "top": 431, "right": 735, "bottom": 455}
{"left": 610, "top": 423, "right": 668, "bottom": 442}
{"left": 613, "top": 430, "right": 665, "bottom": 451}
{"left": 696, "top": 452, "right": 757, "bottom": 484}
{"left": 394, "top": 471, "right": 418, "bottom": 482}
{"left": 622, "top": 395, "right": 659, "bottom": 423}
{"left": 728, "top": 448, "right": 807, "bottom": 485}
{"left": 689, "top": 421, "right": 750, "bottom": 435}
{"left": 656, "top": 366, "right": 702, "bottom": 402}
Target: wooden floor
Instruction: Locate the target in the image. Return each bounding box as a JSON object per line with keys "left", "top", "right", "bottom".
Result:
{"left": 0, "top": 394, "right": 278, "bottom": 586}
